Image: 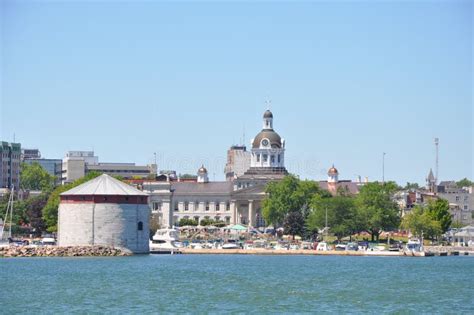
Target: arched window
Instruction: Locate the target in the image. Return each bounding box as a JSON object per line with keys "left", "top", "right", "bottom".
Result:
{"left": 137, "top": 221, "right": 143, "bottom": 231}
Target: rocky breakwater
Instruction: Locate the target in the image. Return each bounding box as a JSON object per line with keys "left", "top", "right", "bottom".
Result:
{"left": 0, "top": 245, "right": 132, "bottom": 257}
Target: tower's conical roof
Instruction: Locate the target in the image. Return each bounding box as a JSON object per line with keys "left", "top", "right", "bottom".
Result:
{"left": 427, "top": 168, "right": 435, "bottom": 181}
{"left": 61, "top": 174, "right": 148, "bottom": 196}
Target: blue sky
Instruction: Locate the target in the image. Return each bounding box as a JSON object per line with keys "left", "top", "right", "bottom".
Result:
{"left": 1, "top": 1, "right": 472, "bottom": 184}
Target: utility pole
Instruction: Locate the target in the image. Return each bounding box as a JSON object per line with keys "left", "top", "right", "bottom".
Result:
{"left": 434, "top": 138, "right": 439, "bottom": 184}
{"left": 382, "top": 152, "right": 386, "bottom": 184}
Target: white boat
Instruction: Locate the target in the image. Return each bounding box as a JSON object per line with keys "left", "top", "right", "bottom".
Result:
{"left": 316, "top": 242, "right": 330, "bottom": 251}
{"left": 405, "top": 238, "right": 423, "bottom": 253}
{"left": 222, "top": 239, "right": 240, "bottom": 249}
{"left": 150, "top": 228, "right": 181, "bottom": 254}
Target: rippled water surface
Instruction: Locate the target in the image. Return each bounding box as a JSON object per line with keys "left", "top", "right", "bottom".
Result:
{"left": 1, "top": 255, "right": 473, "bottom": 313}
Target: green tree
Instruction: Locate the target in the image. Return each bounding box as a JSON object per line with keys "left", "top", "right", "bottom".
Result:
{"left": 404, "top": 182, "right": 420, "bottom": 190}
{"left": 42, "top": 172, "right": 102, "bottom": 232}
{"left": 25, "top": 193, "right": 49, "bottom": 235}
{"left": 283, "top": 211, "right": 305, "bottom": 239}
{"left": 20, "top": 162, "right": 55, "bottom": 192}
{"left": 425, "top": 198, "right": 451, "bottom": 235}
{"left": 200, "top": 218, "right": 215, "bottom": 226}
{"left": 178, "top": 218, "right": 198, "bottom": 226}
{"left": 456, "top": 178, "right": 474, "bottom": 188}
{"left": 307, "top": 195, "right": 358, "bottom": 240}
{"left": 262, "top": 175, "right": 324, "bottom": 227}
{"left": 355, "top": 182, "right": 400, "bottom": 241}
{"left": 401, "top": 205, "right": 441, "bottom": 239}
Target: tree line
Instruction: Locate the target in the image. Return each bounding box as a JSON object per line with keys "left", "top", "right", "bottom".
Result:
{"left": 263, "top": 175, "right": 452, "bottom": 241}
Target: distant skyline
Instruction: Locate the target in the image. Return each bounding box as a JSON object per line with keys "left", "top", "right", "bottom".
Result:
{"left": 1, "top": 1, "right": 472, "bottom": 184}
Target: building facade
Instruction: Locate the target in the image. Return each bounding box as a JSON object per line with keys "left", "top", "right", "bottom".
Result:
{"left": 147, "top": 110, "right": 288, "bottom": 228}
{"left": 61, "top": 150, "right": 156, "bottom": 184}
{"left": 436, "top": 181, "right": 473, "bottom": 226}
{"left": 224, "top": 145, "right": 251, "bottom": 181}
{"left": 0, "top": 142, "right": 21, "bottom": 189}
{"left": 21, "top": 148, "right": 41, "bottom": 160}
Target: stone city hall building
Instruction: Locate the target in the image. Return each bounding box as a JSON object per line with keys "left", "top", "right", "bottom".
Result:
{"left": 143, "top": 110, "right": 362, "bottom": 228}
{"left": 144, "top": 110, "right": 287, "bottom": 228}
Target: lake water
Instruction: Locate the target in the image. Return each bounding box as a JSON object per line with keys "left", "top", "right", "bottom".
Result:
{"left": 1, "top": 255, "right": 473, "bottom": 313}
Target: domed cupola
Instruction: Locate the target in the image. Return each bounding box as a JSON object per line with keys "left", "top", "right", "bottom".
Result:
{"left": 249, "top": 110, "right": 286, "bottom": 168}
{"left": 197, "top": 165, "right": 209, "bottom": 183}
{"left": 263, "top": 110, "right": 273, "bottom": 119}
{"left": 328, "top": 165, "right": 339, "bottom": 183}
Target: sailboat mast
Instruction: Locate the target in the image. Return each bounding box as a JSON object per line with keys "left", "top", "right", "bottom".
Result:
{"left": 8, "top": 186, "right": 14, "bottom": 238}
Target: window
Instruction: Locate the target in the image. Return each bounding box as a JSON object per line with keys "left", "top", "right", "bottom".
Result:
{"left": 215, "top": 202, "right": 220, "bottom": 211}
{"left": 226, "top": 202, "right": 230, "bottom": 211}
{"left": 257, "top": 154, "right": 260, "bottom": 162}
{"left": 225, "top": 216, "right": 231, "bottom": 224}
{"left": 464, "top": 196, "right": 469, "bottom": 202}
{"left": 263, "top": 154, "right": 268, "bottom": 162}
{"left": 456, "top": 196, "right": 460, "bottom": 201}
{"left": 174, "top": 203, "right": 179, "bottom": 212}
{"left": 137, "top": 221, "right": 143, "bottom": 231}
{"left": 271, "top": 155, "right": 275, "bottom": 163}
{"left": 464, "top": 205, "right": 468, "bottom": 210}
{"left": 184, "top": 202, "right": 189, "bottom": 211}
{"left": 205, "top": 202, "right": 210, "bottom": 211}
{"left": 278, "top": 154, "right": 281, "bottom": 163}
{"left": 153, "top": 202, "right": 162, "bottom": 211}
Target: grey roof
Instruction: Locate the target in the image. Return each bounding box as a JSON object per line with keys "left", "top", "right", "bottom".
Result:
{"left": 171, "top": 181, "right": 233, "bottom": 195}
{"left": 61, "top": 174, "right": 148, "bottom": 196}
{"left": 252, "top": 129, "right": 282, "bottom": 148}
{"left": 438, "top": 181, "right": 456, "bottom": 187}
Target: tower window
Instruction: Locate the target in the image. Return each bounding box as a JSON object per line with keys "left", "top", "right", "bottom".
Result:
{"left": 137, "top": 221, "right": 143, "bottom": 231}
{"left": 278, "top": 154, "right": 281, "bottom": 163}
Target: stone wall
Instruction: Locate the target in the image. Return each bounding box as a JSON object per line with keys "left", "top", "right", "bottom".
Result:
{"left": 58, "top": 203, "right": 149, "bottom": 253}
{"left": 0, "top": 246, "right": 132, "bottom": 257}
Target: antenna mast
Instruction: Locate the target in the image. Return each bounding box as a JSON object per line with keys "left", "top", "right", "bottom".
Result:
{"left": 434, "top": 138, "right": 439, "bottom": 184}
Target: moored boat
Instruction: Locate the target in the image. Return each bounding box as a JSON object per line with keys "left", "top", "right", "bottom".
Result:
{"left": 150, "top": 228, "right": 182, "bottom": 254}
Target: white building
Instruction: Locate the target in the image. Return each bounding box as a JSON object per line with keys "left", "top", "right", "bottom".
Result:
{"left": 224, "top": 145, "right": 251, "bottom": 181}
{"left": 58, "top": 174, "right": 150, "bottom": 253}
{"left": 436, "top": 180, "right": 473, "bottom": 226}
{"left": 146, "top": 110, "right": 288, "bottom": 228}
{"left": 61, "top": 150, "right": 156, "bottom": 184}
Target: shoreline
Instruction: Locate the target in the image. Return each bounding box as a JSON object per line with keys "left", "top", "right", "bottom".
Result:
{"left": 0, "top": 245, "right": 132, "bottom": 257}
{"left": 2, "top": 245, "right": 472, "bottom": 258}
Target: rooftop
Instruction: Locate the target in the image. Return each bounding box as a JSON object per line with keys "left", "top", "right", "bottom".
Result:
{"left": 61, "top": 174, "right": 148, "bottom": 196}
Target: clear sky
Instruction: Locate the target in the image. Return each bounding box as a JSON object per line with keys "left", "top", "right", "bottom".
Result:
{"left": 1, "top": 1, "right": 472, "bottom": 184}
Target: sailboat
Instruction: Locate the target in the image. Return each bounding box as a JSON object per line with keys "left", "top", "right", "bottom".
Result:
{"left": 0, "top": 187, "right": 14, "bottom": 246}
